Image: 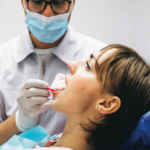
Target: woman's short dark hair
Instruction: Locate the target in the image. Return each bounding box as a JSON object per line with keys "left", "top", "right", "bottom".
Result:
{"left": 83, "top": 44, "right": 150, "bottom": 150}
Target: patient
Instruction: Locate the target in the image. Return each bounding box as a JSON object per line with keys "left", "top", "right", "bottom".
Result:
{"left": 32, "top": 44, "right": 150, "bottom": 150}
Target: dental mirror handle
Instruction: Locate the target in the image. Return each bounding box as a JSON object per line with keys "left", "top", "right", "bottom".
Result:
{"left": 47, "top": 87, "right": 57, "bottom": 92}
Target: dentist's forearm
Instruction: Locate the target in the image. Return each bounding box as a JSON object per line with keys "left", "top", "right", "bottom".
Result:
{"left": 0, "top": 113, "right": 21, "bottom": 145}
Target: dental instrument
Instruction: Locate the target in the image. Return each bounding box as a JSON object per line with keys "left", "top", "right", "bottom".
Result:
{"left": 47, "top": 87, "right": 57, "bottom": 92}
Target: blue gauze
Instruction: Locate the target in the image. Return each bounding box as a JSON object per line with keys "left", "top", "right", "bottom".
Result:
{"left": 0, "top": 125, "right": 58, "bottom": 150}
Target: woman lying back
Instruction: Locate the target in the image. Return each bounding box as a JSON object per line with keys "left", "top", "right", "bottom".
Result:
{"left": 31, "top": 44, "right": 150, "bottom": 150}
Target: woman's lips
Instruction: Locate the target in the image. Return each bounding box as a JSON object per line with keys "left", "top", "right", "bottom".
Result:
{"left": 65, "top": 75, "right": 67, "bottom": 85}
{"left": 53, "top": 91, "right": 62, "bottom": 95}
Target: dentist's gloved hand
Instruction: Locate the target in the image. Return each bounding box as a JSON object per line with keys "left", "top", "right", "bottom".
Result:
{"left": 51, "top": 73, "right": 66, "bottom": 90}
{"left": 16, "top": 79, "right": 53, "bottom": 132}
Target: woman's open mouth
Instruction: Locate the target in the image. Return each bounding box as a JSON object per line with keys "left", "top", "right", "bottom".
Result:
{"left": 53, "top": 89, "right": 64, "bottom": 95}
{"left": 53, "top": 75, "right": 67, "bottom": 95}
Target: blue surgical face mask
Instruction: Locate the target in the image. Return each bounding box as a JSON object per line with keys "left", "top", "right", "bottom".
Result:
{"left": 24, "top": 2, "right": 72, "bottom": 43}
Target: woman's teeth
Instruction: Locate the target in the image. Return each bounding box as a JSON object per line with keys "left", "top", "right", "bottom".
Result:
{"left": 55, "top": 88, "right": 65, "bottom": 91}
{"left": 56, "top": 89, "right": 62, "bottom": 91}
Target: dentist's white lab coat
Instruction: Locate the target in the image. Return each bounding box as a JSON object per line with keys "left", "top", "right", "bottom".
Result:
{"left": 0, "top": 26, "right": 106, "bottom": 136}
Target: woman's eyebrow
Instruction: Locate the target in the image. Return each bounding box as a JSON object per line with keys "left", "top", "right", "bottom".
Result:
{"left": 90, "top": 54, "right": 97, "bottom": 61}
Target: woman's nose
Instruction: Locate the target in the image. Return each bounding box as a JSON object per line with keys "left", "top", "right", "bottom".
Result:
{"left": 68, "top": 61, "right": 77, "bottom": 75}
{"left": 68, "top": 61, "right": 84, "bottom": 74}
{"left": 41, "top": 4, "right": 54, "bottom": 17}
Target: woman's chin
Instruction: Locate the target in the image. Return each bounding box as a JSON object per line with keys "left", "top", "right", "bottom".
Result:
{"left": 52, "top": 97, "right": 62, "bottom": 111}
{"left": 51, "top": 101, "right": 58, "bottom": 111}
{"left": 52, "top": 90, "right": 67, "bottom": 113}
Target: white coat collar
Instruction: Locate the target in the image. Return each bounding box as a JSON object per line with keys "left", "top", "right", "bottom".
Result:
{"left": 15, "top": 28, "right": 35, "bottom": 63}
{"left": 15, "top": 26, "right": 78, "bottom": 64}
{"left": 51, "top": 26, "right": 78, "bottom": 64}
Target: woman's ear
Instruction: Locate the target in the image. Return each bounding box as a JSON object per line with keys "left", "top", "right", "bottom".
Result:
{"left": 96, "top": 96, "right": 121, "bottom": 115}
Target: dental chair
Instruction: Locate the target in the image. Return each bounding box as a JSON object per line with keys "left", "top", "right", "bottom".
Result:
{"left": 119, "top": 111, "right": 150, "bottom": 150}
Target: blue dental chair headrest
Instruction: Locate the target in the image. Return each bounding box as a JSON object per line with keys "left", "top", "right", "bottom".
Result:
{"left": 120, "top": 111, "right": 150, "bottom": 150}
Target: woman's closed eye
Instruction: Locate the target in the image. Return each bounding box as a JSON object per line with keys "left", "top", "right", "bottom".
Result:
{"left": 85, "top": 61, "right": 91, "bottom": 70}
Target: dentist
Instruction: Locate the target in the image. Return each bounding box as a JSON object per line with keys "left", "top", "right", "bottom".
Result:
{"left": 0, "top": 0, "right": 106, "bottom": 144}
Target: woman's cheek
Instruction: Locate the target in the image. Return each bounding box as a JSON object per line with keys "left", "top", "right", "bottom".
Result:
{"left": 53, "top": 73, "right": 98, "bottom": 114}
{"left": 65, "top": 88, "right": 94, "bottom": 113}
{"left": 70, "top": 74, "right": 89, "bottom": 90}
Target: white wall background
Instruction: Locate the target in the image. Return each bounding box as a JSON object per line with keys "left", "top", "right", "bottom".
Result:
{"left": 0, "top": 0, "right": 150, "bottom": 61}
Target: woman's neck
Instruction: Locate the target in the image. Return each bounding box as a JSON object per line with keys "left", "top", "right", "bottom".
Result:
{"left": 53, "top": 117, "right": 93, "bottom": 150}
